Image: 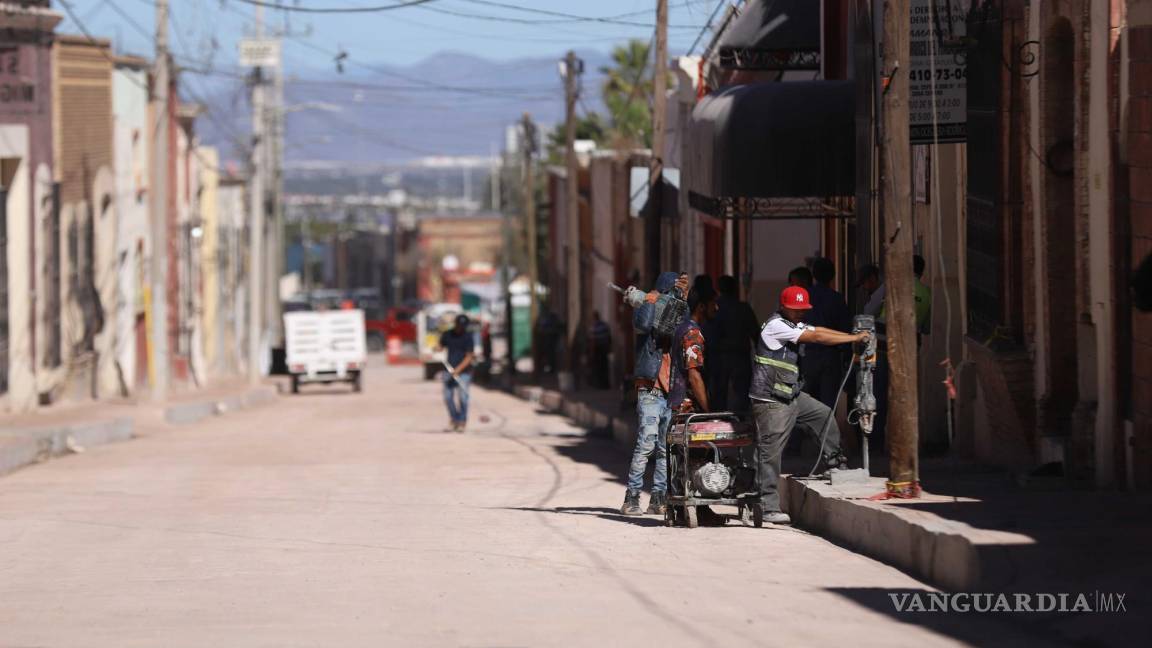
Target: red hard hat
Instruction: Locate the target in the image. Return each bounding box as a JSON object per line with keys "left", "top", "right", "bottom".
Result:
{"left": 780, "top": 286, "right": 813, "bottom": 310}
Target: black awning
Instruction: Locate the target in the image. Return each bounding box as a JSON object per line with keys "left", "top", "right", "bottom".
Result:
{"left": 716, "top": 0, "right": 821, "bottom": 71}
{"left": 686, "top": 80, "right": 855, "bottom": 219}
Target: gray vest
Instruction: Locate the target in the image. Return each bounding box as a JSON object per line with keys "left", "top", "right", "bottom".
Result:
{"left": 749, "top": 313, "right": 803, "bottom": 403}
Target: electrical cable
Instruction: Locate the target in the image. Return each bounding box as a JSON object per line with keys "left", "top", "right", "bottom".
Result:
{"left": 687, "top": 0, "right": 727, "bottom": 56}
{"left": 233, "top": 0, "right": 439, "bottom": 14}
{"left": 453, "top": 0, "right": 699, "bottom": 28}
{"left": 807, "top": 358, "right": 857, "bottom": 477}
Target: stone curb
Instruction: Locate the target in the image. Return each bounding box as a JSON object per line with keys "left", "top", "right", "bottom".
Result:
{"left": 780, "top": 476, "right": 1029, "bottom": 592}
{"left": 513, "top": 386, "right": 634, "bottom": 444}
{"left": 0, "top": 386, "right": 279, "bottom": 479}
{"left": 163, "top": 386, "right": 279, "bottom": 425}
{"left": 0, "top": 417, "right": 134, "bottom": 478}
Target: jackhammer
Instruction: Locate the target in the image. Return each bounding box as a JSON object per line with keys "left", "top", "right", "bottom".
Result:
{"left": 851, "top": 315, "right": 878, "bottom": 474}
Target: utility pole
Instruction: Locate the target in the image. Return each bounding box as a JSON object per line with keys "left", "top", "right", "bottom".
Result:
{"left": 268, "top": 45, "right": 284, "bottom": 351}
{"left": 150, "top": 0, "right": 169, "bottom": 402}
{"left": 647, "top": 0, "right": 668, "bottom": 284}
{"left": 649, "top": 0, "right": 668, "bottom": 283}
{"left": 880, "top": 0, "right": 920, "bottom": 498}
{"left": 562, "top": 51, "right": 582, "bottom": 388}
{"left": 247, "top": 4, "right": 266, "bottom": 385}
{"left": 496, "top": 144, "right": 515, "bottom": 381}
{"left": 521, "top": 113, "right": 538, "bottom": 334}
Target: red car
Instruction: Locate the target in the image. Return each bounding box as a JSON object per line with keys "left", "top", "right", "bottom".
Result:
{"left": 365, "top": 306, "right": 418, "bottom": 351}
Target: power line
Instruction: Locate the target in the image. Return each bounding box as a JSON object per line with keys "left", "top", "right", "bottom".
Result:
{"left": 687, "top": 0, "right": 728, "bottom": 55}
{"left": 418, "top": 0, "right": 700, "bottom": 29}
{"left": 454, "top": 0, "right": 696, "bottom": 28}
{"left": 233, "top": 0, "right": 439, "bottom": 13}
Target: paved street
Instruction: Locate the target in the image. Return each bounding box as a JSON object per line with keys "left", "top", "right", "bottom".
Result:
{"left": 0, "top": 361, "right": 1037, "bottom": 647}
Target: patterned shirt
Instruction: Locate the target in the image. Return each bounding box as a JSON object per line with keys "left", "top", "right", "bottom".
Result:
{"left": 671, "top": 321, "right": 706, "bottom": 413}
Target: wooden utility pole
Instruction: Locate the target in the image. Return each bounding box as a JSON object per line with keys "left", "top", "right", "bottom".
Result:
{"left": 150, "top": 0, "right": 170, "bottom": 402}
{"left": 248, "top": 4, "right": 266, "bottom": 385}
{"left": 562, "top": 51, "right": 582, "bottom": 387}
{"left": 647, "top": 0, "right": 669, "bottom": 283}
{"left": 521, "top": 113, "right": 539, "bottom": 334}
{"left": 880, "top": 0, "right": 920, "bottom": 497}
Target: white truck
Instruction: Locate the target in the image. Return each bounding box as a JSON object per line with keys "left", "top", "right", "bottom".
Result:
{"left": 284, "top": 309, "right": 367, "bottom": 394}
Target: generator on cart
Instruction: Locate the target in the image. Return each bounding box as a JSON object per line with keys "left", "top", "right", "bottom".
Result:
{"left": 665, "top": 412, "right": 762, "bottom": 528}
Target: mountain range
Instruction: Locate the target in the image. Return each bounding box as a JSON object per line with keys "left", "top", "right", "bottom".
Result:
{"left": 196, "top": 49, "right": 613, "bottom": 167}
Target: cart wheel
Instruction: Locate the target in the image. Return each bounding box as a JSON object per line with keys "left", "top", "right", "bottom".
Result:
{"left": 750, "top": 502, "right": 764, "bottom": 529}
{"left": 664, "top": 507, "right": 675, "bottom": 527}
{"left": 351, "top": 372, "right": 362, "bottom": 393}
{"left": 685, "top": 506, "right": 699, "bottom": 529}
{"left": 290, "top": 375, "right": 300, "bottom": 394}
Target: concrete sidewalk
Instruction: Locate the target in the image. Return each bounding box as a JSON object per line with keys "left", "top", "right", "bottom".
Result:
{"left": 0, "top": 379, "right": 279, "bottom": 478}
{"left": 505, "top": 382, "right": 1151, "bottom": 622}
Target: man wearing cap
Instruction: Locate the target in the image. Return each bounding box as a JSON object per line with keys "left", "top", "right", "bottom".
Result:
{"left": 439, "top": 314, "right": 476, "bottom": 432}
{"left": 751, "top": 286, "right": 870, "bottom": 525}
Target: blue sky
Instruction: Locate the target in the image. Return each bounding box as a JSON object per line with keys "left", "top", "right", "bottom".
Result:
{"left": 60, "top": 0, "right": 722, "bottom": 71}
{"left": 57, "top": 0, "right": 726, "bottom": 162}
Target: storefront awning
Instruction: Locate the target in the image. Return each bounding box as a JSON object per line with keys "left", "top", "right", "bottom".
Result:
{"left": 685, "top": 80, "right": 856, "bottom": 220}
{"left": 715, "top": 0, "right": 821, "bottom": 71}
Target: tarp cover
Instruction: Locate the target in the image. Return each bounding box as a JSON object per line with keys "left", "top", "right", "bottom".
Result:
{"left": 685, "top": 80, "right": 856, "bottom": 200}
{"left": 716, "top": 0, "right": 820, "bottom": 54}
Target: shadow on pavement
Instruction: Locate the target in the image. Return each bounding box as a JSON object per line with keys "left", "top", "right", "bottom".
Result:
{"left": 548, "top": 435, "right": 632, "bottom": 487}
{"left": 500, "top": 506, "right": 666, "bottom": 528}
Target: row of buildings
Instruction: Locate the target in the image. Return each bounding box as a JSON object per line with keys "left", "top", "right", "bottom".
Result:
{"left": 1, "top": 2, "right": 253, "bottom": 414}
{"left": 539, "top": 0, "right": 1151, "bottom": 490}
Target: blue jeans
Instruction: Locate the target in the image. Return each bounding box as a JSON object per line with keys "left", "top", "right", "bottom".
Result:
{"left": 626, "top": 388, "right": 671, "bottom": 493}
{"left": 443, "top": 372, "right": 471, "bottom": 424}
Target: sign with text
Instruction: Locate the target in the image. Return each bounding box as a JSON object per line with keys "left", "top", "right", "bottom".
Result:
{"left": 239, "top": 39, "right": 280, "bottom": 68}
{"left": 909, "top": 0, "right": 967, "bottom": 143}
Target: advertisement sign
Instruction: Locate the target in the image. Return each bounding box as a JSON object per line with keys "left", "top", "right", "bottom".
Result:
{"left": 909, "top": 0, "right": 967, "bottom": 143}
{"left": 239, "top": 39, "right": 280, "bottom": 68}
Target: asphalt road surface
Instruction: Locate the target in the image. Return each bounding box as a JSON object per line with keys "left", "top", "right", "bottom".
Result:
{"left": 0, "top": 362, "right": 1048, "bottom": 647}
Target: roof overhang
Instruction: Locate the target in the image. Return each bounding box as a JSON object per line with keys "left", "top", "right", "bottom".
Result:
{"left": 714, "top": 0, "right": 821, "bottom": 72}
{"left": 685, "top": 80, "right": 856, "bottom": 220}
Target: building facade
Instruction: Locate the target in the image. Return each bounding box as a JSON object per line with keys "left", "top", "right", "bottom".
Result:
{"left": 0, "top": 1, "right": 59, "bottom": 413}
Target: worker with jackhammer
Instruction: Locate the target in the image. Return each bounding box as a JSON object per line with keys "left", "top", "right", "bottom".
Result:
{"left": 620, "top": 271, "right": 690, "bottom": 516}
{"left": 751, "top": 286, "right": 871, "bottom": 524}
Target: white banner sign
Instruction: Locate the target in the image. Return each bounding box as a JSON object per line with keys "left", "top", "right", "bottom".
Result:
{"left": 239, "top": 39, "right": 280, "bottom": 68}
{"left": 909, "top": 0, "right": 967, "bottom": 143}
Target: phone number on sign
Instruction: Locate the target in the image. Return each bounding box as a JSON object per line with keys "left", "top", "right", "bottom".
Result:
{"left": 910, "top": 67, "right": 966, "bottom": 82}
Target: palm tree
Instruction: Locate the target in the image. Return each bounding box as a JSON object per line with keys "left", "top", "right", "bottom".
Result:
{"left": 600, "top": 39, "right": 653, "bottom": 148}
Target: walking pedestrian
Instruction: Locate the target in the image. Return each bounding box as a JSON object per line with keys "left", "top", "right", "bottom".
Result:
{"left": 439, "top": 315, "right": 475, "bottom": 432}
{"left": 712, "top": 275, "right": 759, "bottom": 412}
{"left": 620, "top": 271, "right": 689, "bottom": 516}
{"left": 751, "top": 286, "right": 869, "bottom": 525}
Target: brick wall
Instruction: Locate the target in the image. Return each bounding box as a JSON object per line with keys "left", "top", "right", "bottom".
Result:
{"left": 1129, "top": 24, "right": 1152, "bottom": 489}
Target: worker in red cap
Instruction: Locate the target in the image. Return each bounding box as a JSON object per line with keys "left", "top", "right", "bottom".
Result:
{"left": 749, "top": 285, "right": 871, "bottom": 525}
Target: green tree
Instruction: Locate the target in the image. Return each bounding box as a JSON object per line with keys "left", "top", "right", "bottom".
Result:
{"left": 544, "top": 112, "right": 607, "bottom": 165}
{"left": 601, "top": 39, "right": 653, "bottom": 148}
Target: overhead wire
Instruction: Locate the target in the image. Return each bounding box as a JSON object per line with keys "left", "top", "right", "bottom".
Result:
{"left": 233, "top": 0, "right": 440, "bottom": 14}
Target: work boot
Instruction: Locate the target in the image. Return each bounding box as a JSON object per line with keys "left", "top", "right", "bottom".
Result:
{"left": 646, "top": 491, "right": 667, "bottom": 515}
{"left": 764, "top": 510, "right": 792, "bottom": 525}
{"left": 619, "top": 490, "right": 642, "bottom": 516}
{"left": 823, "top": 452, "right": 850, "bottom": 472}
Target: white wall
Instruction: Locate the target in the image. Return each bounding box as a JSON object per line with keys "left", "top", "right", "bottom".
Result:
{"left": 1, "top": 125, "right": 36, "bottom": 412}
{"left": 112, "top": 64, "right": 150, "bottom": 393}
